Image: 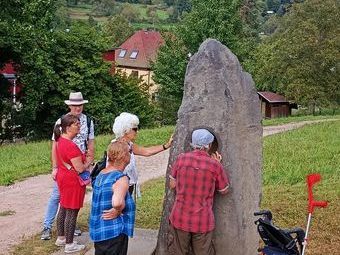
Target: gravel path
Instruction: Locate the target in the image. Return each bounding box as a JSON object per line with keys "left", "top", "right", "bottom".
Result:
{"left": 0, "top": 119, "right": 337, "bottom": 254}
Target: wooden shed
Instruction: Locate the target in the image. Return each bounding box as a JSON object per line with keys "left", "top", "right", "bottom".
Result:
{"left": 258, "top": 91, "right": 296, "bottom": 119}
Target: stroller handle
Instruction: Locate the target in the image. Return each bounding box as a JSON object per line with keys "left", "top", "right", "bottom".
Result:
{"left": 254, "top": 210, "right": 273, "bottom": 221}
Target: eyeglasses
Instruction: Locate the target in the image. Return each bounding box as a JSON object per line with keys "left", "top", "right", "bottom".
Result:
{"left": 132, "top": 127, "right": 139, "bottom": 132}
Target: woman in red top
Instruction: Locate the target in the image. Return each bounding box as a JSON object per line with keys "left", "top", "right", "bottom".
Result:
{"left": 54, "top": 114, "right": 92, "bottom": 253}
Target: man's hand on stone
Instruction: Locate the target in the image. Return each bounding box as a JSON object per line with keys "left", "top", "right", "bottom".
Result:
{"left": 211, "top": 151, "right": 222, "bottom": 163}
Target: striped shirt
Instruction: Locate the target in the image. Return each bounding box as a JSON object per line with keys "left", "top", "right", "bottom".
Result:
{"left": 90, "top": 171, "right": 135, "bottom": 242}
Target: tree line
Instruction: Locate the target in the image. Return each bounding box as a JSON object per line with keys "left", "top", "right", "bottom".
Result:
{"left": 1, "top": 0, "right": 339, "bottom": 141}
{"left": 0, "top": 0, "right": 155, "bottom": 142}
{"left": 153, "top": 0, "right": 340, "bottom": 123}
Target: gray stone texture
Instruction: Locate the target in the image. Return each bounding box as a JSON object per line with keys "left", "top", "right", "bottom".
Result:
{"left": 155, "top": 39, "right": 262, "bottom": 255}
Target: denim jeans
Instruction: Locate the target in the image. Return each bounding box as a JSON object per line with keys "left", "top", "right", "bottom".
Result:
{"left": 43, "top": 182, "right": 60, "bottom": 229}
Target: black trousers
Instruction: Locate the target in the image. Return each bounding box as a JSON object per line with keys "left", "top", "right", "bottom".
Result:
{"left": 94, "top": 234, "right": 128, "bottom": 255}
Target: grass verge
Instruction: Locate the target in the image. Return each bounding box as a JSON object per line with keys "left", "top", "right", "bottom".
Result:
{"left": 9, "top": 121, "right": 339, "bottom": 254}
{"left": 262, "top": 114, "right": 340, "bottom": 126}
{"left": 0, "top": 126, "right": 174, "bottom": 186}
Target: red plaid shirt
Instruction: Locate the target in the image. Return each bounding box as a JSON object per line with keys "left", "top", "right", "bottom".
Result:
{"left": 169, "top": 150, "right": 229, "bottom": 233}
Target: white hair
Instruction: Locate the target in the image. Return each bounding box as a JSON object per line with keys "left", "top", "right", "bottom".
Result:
{"left": 112, "top": 112, "right": 140, "bottom": 138}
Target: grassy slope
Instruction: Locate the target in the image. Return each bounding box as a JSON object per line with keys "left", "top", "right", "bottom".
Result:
{"left": 68, "top": 3, "right": 170, "bottom": 27}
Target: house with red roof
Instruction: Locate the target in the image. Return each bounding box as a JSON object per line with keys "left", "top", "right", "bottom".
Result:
{"left": 105, "top": 30, "right": 164, "bottom": 98}
{"left": 258, "top": 91, "right": 297, "bottom": 118}
{"left": 0, "top": 62, "right": 22, "bottom": 103}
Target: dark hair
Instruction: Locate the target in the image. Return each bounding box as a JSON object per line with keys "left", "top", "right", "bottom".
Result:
{"left": 53, "top": 114, "right": 79, "bottom": 141}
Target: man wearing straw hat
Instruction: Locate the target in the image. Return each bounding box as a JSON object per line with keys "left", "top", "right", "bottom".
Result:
{"left": 41, "top": 92, "right": 95, "bottom": 241}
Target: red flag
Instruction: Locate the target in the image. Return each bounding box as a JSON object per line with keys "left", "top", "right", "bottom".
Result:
{"left": 307, "top": 174, "right": 328, "bottom": 213}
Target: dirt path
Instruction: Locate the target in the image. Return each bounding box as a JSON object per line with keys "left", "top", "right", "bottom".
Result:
{"left": 0, "top": 119, "right": 337, "bottom": 254}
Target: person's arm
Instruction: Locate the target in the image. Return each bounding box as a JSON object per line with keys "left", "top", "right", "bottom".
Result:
{"left": 51, "top": 141, "right": 58, "bottom": 180}
{"left": 70, "top": 156, "right": 89, "bottom": 174}
{"left": 169, "top": 175, "right": 176, "bottom": 189}
{"left": 133, "top": 135, "right": 173, "bottom": 157}
{"left": 102, "top": 175, "right": 129, "bottom": 220}
{"left": 86, "top": 119, "right": 95, "bottom": 162}
{"left": 214, "top": 155, "right": 230, "bottom": 195}
{"left": 218, "top": 184, "right": 230, "bottom": 195}
{"left": 169, "top": 156, "right": 180, "bottom": 189}
{"left": 86, "top": 139, "right": 95, "bottom": 163}
{"left": 112, "top": 176, "right": 129, "bottom": 210}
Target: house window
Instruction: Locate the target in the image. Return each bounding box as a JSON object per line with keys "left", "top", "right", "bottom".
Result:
{"left": 130, "top": 50, "right": 138, "bottom": 59}
{"left": 130, "top": 70, "right": 138, "bottom": 77}
{"left": 119, "top": 49, "right": 127, "bottom": 58}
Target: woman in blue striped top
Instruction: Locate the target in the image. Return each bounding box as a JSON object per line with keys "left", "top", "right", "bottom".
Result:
{"left": 89, "top": 141, "right": 135, "bottom": 255}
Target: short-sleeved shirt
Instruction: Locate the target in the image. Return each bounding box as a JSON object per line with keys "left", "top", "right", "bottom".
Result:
{"left": 90, "top": 171, "right": 136, "bottom": 242}
{"left": 52, "top": 113, "right": 94, "bottom": 153}
{"left": 56, "top": 137, "right": 86, "bottom": 209}
{"left": 169, "top": 150, "right": 229, "bottom": 233}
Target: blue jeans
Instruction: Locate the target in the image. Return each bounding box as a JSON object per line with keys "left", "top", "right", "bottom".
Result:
{"left": 43, "top": 182, "right": 60, "bottom": 229}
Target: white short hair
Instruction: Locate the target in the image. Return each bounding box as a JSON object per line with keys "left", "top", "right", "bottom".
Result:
{"left": 112, "top": 112, "right": 140, "bottom": 138}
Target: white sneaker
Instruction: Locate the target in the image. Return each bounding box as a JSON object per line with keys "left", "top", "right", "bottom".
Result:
{"left": 64, "top": 242, "right": 85, "bottom": 253}
{"left": 55, "top": 239, "right": 78, "bottom": 247}
{"left": 55, "top": 238, "right": 66, "bottom": 247}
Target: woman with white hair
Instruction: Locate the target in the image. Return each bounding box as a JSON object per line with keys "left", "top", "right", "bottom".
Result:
{"left": 111, "top": 112, "right": 173, "bottom": 195}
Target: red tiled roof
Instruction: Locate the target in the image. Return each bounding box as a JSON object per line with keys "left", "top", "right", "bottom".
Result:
{"left": 115, "top": 30, "right": 164, "bottom": 69}
{"left": 257, "top": 91, "right": 288, "bottom": 103}
{"left": 0, "top": 62, "right": 16, "bottom": 76}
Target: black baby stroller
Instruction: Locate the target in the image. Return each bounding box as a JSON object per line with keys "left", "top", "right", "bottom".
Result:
{"left": 254, "top": 210, "right": 305, "bottom": 255}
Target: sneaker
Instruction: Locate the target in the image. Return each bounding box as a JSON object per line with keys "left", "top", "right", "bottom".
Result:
{"left": 74, "top": 229, "right": 81, "bottom": 236}
{"left": 64, "top": 243, "right": 85, "bottom": 253}
{"left": 55, "top": 238, "right": 66, "bottom": 247}
{"left": 55, "top": 238, "right": 77, "bottom": 247}
{"left": 40, "top": 228, "right": 51, "bottom": 240}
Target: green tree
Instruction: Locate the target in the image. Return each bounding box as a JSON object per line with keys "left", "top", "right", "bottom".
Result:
{"left": 92, "top": 0, "right": 116, "bottom": 16}
{"left": 152, "top": 33, "right": 188, "bottom": 124}
{"left": 120, "top": 3, "right": 140, "bottom": 23}
{"left": 251, "top": 0, "right": 340, "bottom": 112}
{"left": 102, "top": 14, "right": 134, "bottom": 47}
{"left": 113, "top": 73, "right": 156, "bottom": 127}
{"left": 153, "top": 0, "right": 261, "bottom": 123}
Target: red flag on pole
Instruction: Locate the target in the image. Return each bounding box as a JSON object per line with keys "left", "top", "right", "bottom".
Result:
{"left": 307, "top": 174, "right": 328, "bottom": 213}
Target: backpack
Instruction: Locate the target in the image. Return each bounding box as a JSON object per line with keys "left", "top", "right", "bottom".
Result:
{"left": 90, "top": 151, "right": 107, "bottom": 184}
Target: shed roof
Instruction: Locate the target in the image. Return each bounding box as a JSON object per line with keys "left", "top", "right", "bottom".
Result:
{"left": 115, "top": 30, "right": 164, "bottom": 69}
{"left": 257, "top": 91, "right": 288, "bottom": 103}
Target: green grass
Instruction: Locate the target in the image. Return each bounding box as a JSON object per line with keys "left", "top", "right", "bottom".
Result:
{"left": 9, "top": 121, "right": 339, "bottom": 255}
{"left": 262, "top": 114, "right": 340, "bottom": 126}
{"left": 263, "top": 121, "right": 340, "bottom": 187}
{"left": 135, "top": 178, "right": 165, "bottom": 229}
{"left": 0, "top": 126, "right": 174, "bottom": 186}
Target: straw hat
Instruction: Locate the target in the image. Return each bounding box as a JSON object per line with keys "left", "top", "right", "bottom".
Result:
{"left": 64, "top": 92, "right": 88, "bottom": 105}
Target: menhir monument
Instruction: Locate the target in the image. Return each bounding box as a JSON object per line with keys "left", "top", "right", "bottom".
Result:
{"left": 153, "top": 39, "right": 262, "bottom": 255}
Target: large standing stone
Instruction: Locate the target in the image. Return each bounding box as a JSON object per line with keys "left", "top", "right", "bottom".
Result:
{"left": 153, "top": 39, "right": 262, "bottom": 255}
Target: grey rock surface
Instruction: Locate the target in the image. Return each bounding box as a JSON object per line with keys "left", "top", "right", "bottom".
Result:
{"left": 155, "top": 39, "right": 262, "bottom": 255}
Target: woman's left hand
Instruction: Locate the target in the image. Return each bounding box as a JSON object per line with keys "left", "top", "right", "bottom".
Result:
{"left": 102, "top": 208, "right": 122, "bottom": 220}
